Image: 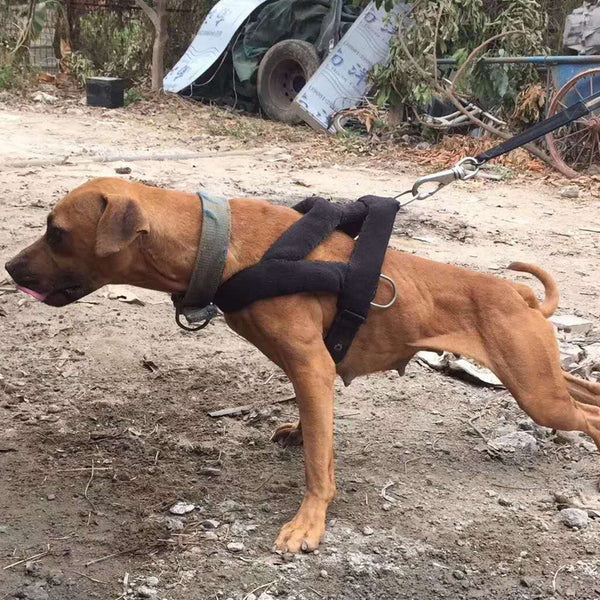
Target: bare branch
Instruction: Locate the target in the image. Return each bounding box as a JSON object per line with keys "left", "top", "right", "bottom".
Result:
{"left": 396, "top": 28, "right": 434, "bottom": 82}
{"left": 393, "top": 9, "right": 572, "bottom": 177}
{"left": 443, "top": 87, "right": 574, "bottom": 178}
{"left": 450, "top": 29, "right": 525, "bottom": 92}
{"left": 134, "top": 0, "right": 159, "bottom": 29}
{"left": 432, "top": 2, "right": 445, "bottom": 86}
{"left": 10, "top": 0, "right": 36, "bottom": 61}
{"left": 440, "top": 28, "right": 575, "bottom": 177}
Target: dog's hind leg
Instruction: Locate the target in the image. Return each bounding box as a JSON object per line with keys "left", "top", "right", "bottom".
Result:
{"left": 482, "top": 315, "right": 600, "bottom": 449}
{"left": 563, "top": 371, "right": 600, "bottom": 408}
{"left": 271, "top": 421, "right": 303, "bottom": 447}
{"left": 409, "top": 312, "right": 600, "bottom": 450}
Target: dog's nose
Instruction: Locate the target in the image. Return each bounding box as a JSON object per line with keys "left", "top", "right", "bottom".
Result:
{"left": 5, "top": 256, "right": 30, "bottom": 285}
{"left": 5, "top": 257, "right": 18, "bottom": 279}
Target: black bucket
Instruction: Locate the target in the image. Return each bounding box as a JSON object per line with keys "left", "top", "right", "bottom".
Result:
{"left": 86, "top": 77, "right": 126, "bottom": 109}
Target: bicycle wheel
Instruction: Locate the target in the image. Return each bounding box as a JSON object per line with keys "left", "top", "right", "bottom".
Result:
{"left": 546, "top": 68, "right": 600, "bottom": 177}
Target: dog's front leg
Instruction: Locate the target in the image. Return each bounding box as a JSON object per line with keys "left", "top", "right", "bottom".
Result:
{"left": 226, "top": 297, "right": 338, "bottom": 553}
{"left": 274, "top": 343, "right": 336, "bottom": 553}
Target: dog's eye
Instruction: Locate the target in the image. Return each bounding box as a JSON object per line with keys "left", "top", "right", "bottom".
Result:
{"left": 46, "top": 225, "right": 64, "bottom": 248}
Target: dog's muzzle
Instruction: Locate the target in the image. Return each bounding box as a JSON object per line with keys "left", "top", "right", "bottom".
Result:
{"left": 5, "top": 257, "right": 91, "bottom": 307}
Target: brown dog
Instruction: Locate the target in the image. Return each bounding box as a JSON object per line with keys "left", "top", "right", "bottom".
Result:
{"left": 6, "top": 177, "right": 600, "bottom": 553}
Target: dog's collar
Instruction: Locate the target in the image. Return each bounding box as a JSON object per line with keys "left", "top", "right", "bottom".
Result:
{"left": 172, "top": 190, "right": 231, "bottom": 331}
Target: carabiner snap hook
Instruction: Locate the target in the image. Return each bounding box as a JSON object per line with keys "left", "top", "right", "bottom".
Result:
{"left": 411, "top": 156, "right": 481, "bottom": 201}
{"left": 394, "top": 157, "right": 482, "bottom": 207}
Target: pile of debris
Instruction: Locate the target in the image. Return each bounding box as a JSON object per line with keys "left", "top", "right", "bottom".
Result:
{"left": 551, "top": 314, "right": 600, "bottom": 381}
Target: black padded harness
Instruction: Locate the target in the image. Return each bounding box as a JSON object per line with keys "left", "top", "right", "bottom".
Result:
{"left": 214, "top": 195, "right": 400, "bottom": 363}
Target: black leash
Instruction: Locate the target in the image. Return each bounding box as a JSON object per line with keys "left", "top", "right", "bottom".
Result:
{"left": 398, "top": 89, "right": 600, "bottom": 203}
{"left": 476, "top": 91, "right": 600, "bottom": 164}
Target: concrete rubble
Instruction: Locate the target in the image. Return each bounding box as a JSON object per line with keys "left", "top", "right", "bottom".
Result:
{"left": 550, "top": 315, "right": 594, "bottom": 337}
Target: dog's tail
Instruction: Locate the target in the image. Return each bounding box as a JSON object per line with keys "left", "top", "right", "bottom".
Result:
{"left": 508, "top": 262, "right": 559, "bottom": 318}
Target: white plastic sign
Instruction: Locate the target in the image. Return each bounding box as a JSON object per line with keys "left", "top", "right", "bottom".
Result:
{"left": 163, "top": 0, "right": 270, "bottom": 93}
{"left": 293, "top": 1, "right": 409, "bottom": 131}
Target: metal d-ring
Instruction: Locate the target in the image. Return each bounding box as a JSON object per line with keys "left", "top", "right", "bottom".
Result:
{"left": 175, "top": 308, "right": 211, "bottom": 332}
{"left": 371, "top": 274, "right": 397, "bottom": 309}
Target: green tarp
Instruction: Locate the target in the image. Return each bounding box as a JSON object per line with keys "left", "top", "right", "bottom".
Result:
{"left": 183, "top": 0, "right": 358, "bottom": 111}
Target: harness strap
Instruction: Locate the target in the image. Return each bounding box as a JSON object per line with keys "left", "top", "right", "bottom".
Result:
{"left": 215, "top": 260, "right": 348, "bottom": 313}
{"left": 325, "top": 196, "right": 400, "bottom": 362}
{"left": 294, "top": 196, "right": 372, "bottom": 237}
{"left": 214, "top": 195, "right": 399, "bottom": 364}
{"left": 264, "top": 197, "right": 343, "bottom": 261}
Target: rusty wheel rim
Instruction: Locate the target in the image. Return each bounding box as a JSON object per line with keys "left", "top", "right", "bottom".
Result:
{"left": 546, "top": 68, "right": 600, "bottom": 176}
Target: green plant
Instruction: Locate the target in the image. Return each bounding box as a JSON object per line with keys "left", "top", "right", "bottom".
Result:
{"left": 69, "top": 50, "right": 94, "bottom": 86}
{"left": 371, "top": 0, "right": 549, "bottom": 114}
{"left": 75, "top": 12, "right": 151, "bottom": 80}
{"left": 125, "top": 87, "right": 142, "bottom": 105}
{"left": 0, "top": 63, "right": 17, "bottom": 89}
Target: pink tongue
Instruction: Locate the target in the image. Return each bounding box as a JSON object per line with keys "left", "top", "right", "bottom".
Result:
{"left": 17, "top": 286, "right": 48, "bottom": 302}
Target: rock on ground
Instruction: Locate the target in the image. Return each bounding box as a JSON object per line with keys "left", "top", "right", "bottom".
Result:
{"left": 550, "top": 315, "right": 593, "bottom": 337}
{"left": 559, "top": 185, "right": 581, "bottom": 199}
{"left": 226, "top": 541, "right": 244, "bottom": 552}
{"left": 15, "top": 583, "right": 49, "bottom": 600}
{"left": 488, "top": 431, "right": 537, "bottom": 454}
{"left": 560, "top": 508, "right": 589, "bottom": 529}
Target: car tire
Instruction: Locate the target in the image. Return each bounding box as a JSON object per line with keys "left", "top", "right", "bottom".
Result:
{"left": 257, "top": 39, "right": 320, "bottom": 124}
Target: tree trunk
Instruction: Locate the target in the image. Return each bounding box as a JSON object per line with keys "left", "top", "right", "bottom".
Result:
{"left": 135, "top": 0, "right": 168, "bottom": 92}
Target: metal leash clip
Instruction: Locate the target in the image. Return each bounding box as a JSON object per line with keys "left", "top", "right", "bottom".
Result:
{"left": 395, "top": 156, "right": 481, "bottom": 206}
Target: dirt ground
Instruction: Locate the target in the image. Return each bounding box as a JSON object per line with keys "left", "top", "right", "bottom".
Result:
{"left": 2, "top": 92, "right": 600, "bottom": 600}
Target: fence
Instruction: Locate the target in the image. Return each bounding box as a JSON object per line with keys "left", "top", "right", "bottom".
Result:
{"left": 0, "top": 2, "right": 59, "bottom": 72}
{"left": 66, "top": 0, "right": 214, "bottom": 81}
{"left": 1, "top": 0, "right": 214, "bottom": 80}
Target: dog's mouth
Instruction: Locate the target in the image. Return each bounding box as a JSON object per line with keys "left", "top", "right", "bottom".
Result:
{"left": 17, "top": 286, "right": 49, "bottom": 302}
{"left": 17, "top": 284, "right": 89, "bottom": 307}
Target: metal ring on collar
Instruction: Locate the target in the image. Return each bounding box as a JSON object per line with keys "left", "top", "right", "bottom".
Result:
{"left": 371, "top": 274, "right": 397, "bottom": 309}
{"left": 175, "top": 309, "right": 212, "bottom": 332}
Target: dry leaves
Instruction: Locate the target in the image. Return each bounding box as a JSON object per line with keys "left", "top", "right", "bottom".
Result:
{"left": 412, "top": 134, "right": 548, "bottom": 173}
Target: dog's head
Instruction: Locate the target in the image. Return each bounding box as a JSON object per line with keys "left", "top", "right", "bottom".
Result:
{"left": 5, "top": 178, "right": 149, "bottom": 306}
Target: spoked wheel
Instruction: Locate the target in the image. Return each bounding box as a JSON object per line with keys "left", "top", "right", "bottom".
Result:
{"left": 546, "top": 67, "right": 600, "bottom": 177}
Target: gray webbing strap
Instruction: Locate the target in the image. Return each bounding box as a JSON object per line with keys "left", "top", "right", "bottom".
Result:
{"left": 176, "top": 191, "right": 230, "bottom": 329}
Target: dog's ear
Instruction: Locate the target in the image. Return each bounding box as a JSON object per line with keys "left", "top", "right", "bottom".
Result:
{"left": 95, "top": 195, "right": 149, "bottom": 258}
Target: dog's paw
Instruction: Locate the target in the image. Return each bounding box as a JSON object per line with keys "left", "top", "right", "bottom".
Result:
{"left": 270, "top": 422, "right": 303, "bottom": 447}
{"left": 273, "top": 512, "right": 325, "bottom": 553}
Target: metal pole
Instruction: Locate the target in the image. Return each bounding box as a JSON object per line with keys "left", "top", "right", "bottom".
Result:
{"left": 437, "top": 56, "right": 600, "bottom": 66}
